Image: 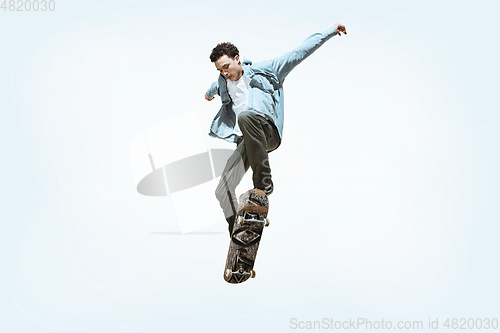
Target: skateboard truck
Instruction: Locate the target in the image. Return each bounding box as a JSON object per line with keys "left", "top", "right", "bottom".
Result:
{"left": 225, "top": 268, "right": 256, "bottom": 279}
{"left": 237, "top": 215, "right": 270, "bottom": 227}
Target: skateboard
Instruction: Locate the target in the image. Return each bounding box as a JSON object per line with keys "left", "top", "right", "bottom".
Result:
{"left": 223, "top": 188, "right": 270, "bottom": 284}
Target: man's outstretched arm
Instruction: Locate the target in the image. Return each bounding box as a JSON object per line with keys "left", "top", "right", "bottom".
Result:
{"left": 270, "top": 23, "right": 347, "bottom": 83}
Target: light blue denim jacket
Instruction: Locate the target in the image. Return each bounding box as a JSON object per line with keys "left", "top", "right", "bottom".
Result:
{"left": 206, "top": 26, "right": 338, "bottom": 151}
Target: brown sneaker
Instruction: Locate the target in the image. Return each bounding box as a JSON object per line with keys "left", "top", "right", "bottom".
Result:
{"left": 259, "top": 183, "right": 273, "bottom": 196}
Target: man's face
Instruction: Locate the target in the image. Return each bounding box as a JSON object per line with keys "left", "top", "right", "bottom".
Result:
{"left": 214, "top": 54, "right": 242, "bottom": 81}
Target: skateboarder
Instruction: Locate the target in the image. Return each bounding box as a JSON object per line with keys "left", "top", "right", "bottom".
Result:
{"left": 205, "top": 23, "right": 347, "bottom": 235}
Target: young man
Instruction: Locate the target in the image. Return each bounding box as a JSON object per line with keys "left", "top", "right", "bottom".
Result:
{"left": 205, "top": 24, "right": 347, "bottom": 235}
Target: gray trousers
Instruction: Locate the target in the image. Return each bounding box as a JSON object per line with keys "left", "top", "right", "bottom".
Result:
{"left": 215, "top": 111, "right": 280, "bottom": 219}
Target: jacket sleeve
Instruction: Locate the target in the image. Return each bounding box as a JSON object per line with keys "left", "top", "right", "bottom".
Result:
{"left": 271, "top": 26, "right": 338, "bottom": 83}
{"left": 206, "top": 81, "right": 219, "bottom": 98}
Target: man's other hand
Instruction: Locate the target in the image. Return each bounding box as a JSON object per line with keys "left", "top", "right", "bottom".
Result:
{"left": 334, "top": 23, "right": 347, "bottom": 36}
{"left": 205, "top": 92, "right": 215, "bottom": 101}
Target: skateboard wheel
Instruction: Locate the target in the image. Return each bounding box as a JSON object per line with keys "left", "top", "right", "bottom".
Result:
{"left": 264, "top": 218, "right": 270, "bottom": 227}
{"left": 237, "top": 216, "right": 244, "bottom": 225}
{"left": 225, "top": 269, "right": 232, "bottom": 279}
{"left": 250, "top": 270, "right": 256, "bottom": 278}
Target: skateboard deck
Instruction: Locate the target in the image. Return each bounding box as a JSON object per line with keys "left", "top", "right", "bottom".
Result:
{"left": 223, "top": 189, "right": 270, "bottom": 284}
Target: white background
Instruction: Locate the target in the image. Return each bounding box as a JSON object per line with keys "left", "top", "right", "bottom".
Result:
{"left": 1, "top": 0, "right": 499, "bottom": 332}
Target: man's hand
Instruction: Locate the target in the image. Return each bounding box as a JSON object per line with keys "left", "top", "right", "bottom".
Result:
{"left": 205, "top": 92, "right": 215, "bottom": 101}
{"left": 334, "top": 23, "right": 347, "bottom": 36}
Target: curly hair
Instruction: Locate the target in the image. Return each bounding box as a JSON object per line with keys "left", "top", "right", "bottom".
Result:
{"left": 210, "top": 42, "right": 239, "bottom": 62}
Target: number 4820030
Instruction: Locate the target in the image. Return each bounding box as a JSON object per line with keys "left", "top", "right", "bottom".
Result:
{"left": 1, "top": 0, "right": 55, "bottom": 11}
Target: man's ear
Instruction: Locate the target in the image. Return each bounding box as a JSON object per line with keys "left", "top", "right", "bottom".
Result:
{"left": 234, "top": 54, "right": 240, "bottom": 63}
